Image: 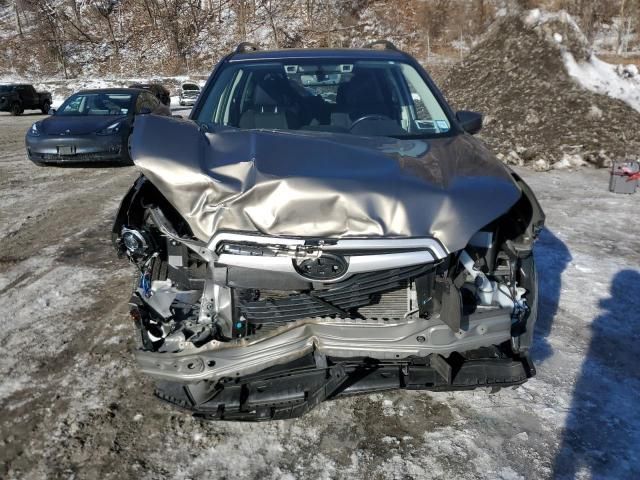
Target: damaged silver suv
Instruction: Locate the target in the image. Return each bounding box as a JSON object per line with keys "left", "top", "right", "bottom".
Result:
{"left": 113, "top": 41, "right": 544, "bottom": 421}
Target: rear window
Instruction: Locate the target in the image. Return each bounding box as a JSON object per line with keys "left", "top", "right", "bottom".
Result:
{"left": 195, "top": 59, "right": 452, "bottom": 139}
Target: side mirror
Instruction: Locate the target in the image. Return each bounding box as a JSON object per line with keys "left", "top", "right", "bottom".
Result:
{"left": 139, "top": 107, "right": 152, "bottom": 115}
{"left": 48, "top": 108, "right": 56, "bottom": 115}
{"left": 456, "top": 110, "right": 483, "bottom": 135}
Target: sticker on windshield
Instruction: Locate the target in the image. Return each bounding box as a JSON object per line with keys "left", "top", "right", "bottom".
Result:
{"left": 435, "top": 120, "right": 450, "bottom": 132}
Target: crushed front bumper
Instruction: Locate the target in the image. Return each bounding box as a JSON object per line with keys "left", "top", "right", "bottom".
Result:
{"left": 135, "top": 308, "right": 513, "bottom": 383}
{"left": 154, "top": 351, "right": 535, "bottom": 421}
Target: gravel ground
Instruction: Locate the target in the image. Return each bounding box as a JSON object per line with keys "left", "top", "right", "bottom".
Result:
{"left": 1, "top": 112, "right": 639, "bottom": 480}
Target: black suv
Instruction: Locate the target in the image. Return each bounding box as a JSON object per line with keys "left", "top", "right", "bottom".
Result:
{"left": 0, "top": 84, "right": 52, "bottom": 115}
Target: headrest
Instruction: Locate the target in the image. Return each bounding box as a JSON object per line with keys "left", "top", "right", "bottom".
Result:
{"left": 337, "top": 71, "right": 384, "bottom": 106}
{"left": 253, "top": 84, "right": 278, "bottom": 106}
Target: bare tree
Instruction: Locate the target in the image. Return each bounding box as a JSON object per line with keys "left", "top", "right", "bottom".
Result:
{"left": 420, "top": 0, "right": 452, "bottom": 41}
{"left": 25, "top": 0, "right": 70, "bottom": 77}
{"left": 93, "top": 0, "right": 121, "bottom": 55}
{"left": 13, "top": 0, "right": 23, "bottom": 35}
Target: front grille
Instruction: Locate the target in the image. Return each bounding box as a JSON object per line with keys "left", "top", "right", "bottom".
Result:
{"left": 238, "top": 264, "right": 430, "bottom": 323}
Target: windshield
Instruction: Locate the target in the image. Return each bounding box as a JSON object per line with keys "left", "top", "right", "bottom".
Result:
{"left": 182, "top": 83, "right": 200, "bottom": 91}
{"left": 0, "top": 85, "right": 14, "bottom": 93}
{"left": 57, "top": 92, "right": 133, "bottom": 116}
{"left": 195, "top": 59, "right": 452, "bottom": 138}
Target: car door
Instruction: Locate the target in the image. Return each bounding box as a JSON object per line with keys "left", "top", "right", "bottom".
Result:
{"left": 15, "top": 85, "right": 28, "bottom": 107}
{"left": 22, "top": 85, "right": 37, "bottom": 108}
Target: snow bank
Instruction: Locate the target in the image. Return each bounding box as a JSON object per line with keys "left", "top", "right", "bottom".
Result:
{"left": 563, "top": 52, "right": 640, "bottom": 113}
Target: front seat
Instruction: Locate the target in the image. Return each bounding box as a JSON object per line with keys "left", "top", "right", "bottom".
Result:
{"left": 239, "top": 83, "right": 289, "bottom": 130}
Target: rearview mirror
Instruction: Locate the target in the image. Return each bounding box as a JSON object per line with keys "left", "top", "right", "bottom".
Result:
{"left": 48, "top": 108, "right": 56, "bottom": 115}
{"left": 456, "top": 110, "right": 483, "bottom": 135}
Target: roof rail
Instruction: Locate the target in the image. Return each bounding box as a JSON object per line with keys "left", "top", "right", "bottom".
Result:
{"left": 363, "top": 40, "right": 398, "bottom": 51}
{"left": 235, "top": 42, "right": 260, "bottom": 54}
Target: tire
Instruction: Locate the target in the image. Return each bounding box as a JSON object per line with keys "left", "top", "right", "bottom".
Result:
{"left": 124, "top": 133, "right": 135, "bottom": 165}
{"left": 10, "top": 103, "right": 22, "bottom": 116}
{"left": 41, "top": 100, "right": 51, "bottom": 115}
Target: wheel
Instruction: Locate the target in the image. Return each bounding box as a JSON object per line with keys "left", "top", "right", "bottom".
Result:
{"left": 41, "top": 100, "right": 51, "bottom": 114}
{"left": 10, "top": 103, "right": 22, "bottom": 116}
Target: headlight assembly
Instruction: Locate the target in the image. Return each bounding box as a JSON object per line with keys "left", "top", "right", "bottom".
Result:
{"left": 121, "top": 227, "right": 150, "bottom": 256}
{"left": 96, "top": 121, "right": 123, "bottom": 135}
{"left": 28, "top": 122, "right": 41, "bottom": 137}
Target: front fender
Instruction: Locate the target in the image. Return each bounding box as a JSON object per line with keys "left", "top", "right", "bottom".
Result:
{"left": 111, "top": 174, "right": 148, "bottom": 251}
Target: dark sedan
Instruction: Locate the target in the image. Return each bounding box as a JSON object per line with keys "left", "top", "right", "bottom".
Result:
{"left": 26, "top": 88, "right": 169, "bottom": 165}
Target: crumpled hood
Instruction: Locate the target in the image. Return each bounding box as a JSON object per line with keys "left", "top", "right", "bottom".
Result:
{"left": 131, "top": 115, "right": 521, "bottom": 253}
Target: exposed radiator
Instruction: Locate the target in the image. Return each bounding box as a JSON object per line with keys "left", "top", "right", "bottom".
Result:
{"left": 356, "top": 282, "right": 410, "bottom": 319}
{"left": 237, "top": 265, "right": 429, "bottom": 323}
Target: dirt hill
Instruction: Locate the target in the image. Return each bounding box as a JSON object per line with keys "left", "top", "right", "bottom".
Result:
{"left": 442, "top": 10, "right": 640, "bottom": 169}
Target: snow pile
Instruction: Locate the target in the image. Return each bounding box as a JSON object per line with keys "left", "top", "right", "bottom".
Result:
{"left": 442, "top": 9, "right": 640, "bottom": 169}
{"left": 563, "top": 53, "right": 640, "bottom": 113}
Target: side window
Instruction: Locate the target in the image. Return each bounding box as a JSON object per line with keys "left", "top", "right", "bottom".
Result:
{"left": 62, "top": 96, "right": 84, "bottom": 114}
{"left": 135, "top": 94, "right": 145, "bottom": 114}
{"left": 145, "top": 93, "right": 160, "bottom": 111}
{"left": 196, "top": 67, "right": 245, "bottom": 126}
{"left": 218, "top": 69, "right": 245, "bottom": 125}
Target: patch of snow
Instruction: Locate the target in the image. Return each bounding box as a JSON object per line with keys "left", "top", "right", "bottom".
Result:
{"left": 552, "top": 153, "right": 587, "bottom": 169}
{"left": 524, "top": 9, "right": 541, "bottom": 26}
{"left": 102, "top": 335, "right": 121, "bottom": 345}
{"left": 533, "top": 158, "right": 550, "bottom": 171}
{"left": 563, "top": 52, "right": 640, "bottom": 113}
{"left": 620, "top": 64, "right": 639, "bottom": 78}
{"left": 553, "top": 32, "right": 563, "bottom": 43}
{"left": 586, "top": 104, "right": 603, "bottom": 120}
{"left": 0, "top": 375, "right": 32, "bottom": 400}
{"left": 0, "top": 262, "right": 102, "bottom": 399}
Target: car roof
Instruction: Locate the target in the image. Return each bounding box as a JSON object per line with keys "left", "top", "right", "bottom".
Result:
{"left": 228, "top": 48, "right": 412, "bottom": 63}
{"left": 76, "top": 88, "right": 144, "bottom": 94}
